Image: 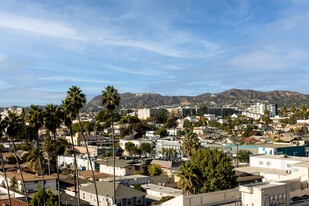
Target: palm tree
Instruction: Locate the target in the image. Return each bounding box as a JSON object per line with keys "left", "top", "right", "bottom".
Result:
{"left": 66, "top": 86, "right": 99, "bottom": 206}
{"left": 60, "top": 98, "right": 81, "bottom": 206}
{"left": 102, "top": 85, "right": 121, "bottom": 204}
{"left": 182, "top": 132, "right": 200, "bottom": 158}
{"left": 27, "top": 148, "right": 44, "bottom": 175}
{"left": 178, "top": 162, "right": 199, "bottom": 196}
{"left": 42, "top": 135, "right": 53, "bottom": 175}
{"left": 4, "top": 111, "right": 29, "bottom": 204}
{"left": 26, "top": 105, "right": 45, "bottom": 205}
{"left": 0, "top": 116, "right": 11, "bottom": 206}
{"left": 43, "top": 103, "right": 62, "bottom": 205}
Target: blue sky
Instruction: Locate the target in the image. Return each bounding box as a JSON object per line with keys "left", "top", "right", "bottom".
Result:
{"left": 1, "top": 0, "right": 309, "bottom": 107}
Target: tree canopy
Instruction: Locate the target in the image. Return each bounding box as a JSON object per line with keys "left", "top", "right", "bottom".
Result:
{"left": 178, "top": 148, "right": 237, "bottom": 194}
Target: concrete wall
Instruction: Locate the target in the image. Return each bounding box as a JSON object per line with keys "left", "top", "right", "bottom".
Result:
{"left": 180, "top": 188, "right": 240, "bottom": 206}
{"left": 250, "top": 156, "right": 301, "bottom": 171}
{"left": 99, "top": 164, "right": 135, "bottom": 176}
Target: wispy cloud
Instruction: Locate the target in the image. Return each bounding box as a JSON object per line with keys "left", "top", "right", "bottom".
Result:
{"left": 38, "top": 76, "right": 121, "bottom": 84}
{"left": 0, "top": 12, "right": 87, "bottom": 40}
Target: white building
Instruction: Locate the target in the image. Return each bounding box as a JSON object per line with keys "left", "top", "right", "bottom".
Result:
{"left": 119, "top": 139, "right": 153, "bottom": 151}
{"left": 58, "top": 155, "right": 94, "bottom": 171}
{"left": 242, "top": 102, "right": 277, "bottom": 119}
{"left": 241, "top": 154, "right": 309, "bottom": 187}
{"left": 137, "top": 108, "right": 152, "bottom": 120}
{"left": 0, "top": 171, "right": 56, "bottom": 193}
{"left": 240, "top": 182, "right": 289, "bottom": 206}
{"left": 80, "top": 181, "right": 146, "bottom": 206}
{"left": 155, "top": 139, "right": 183, "bottom": 158}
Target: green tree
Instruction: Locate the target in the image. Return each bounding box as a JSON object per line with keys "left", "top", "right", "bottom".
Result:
{"left": 133, "top": 184, "right": 146, "bottom": 192}
{"left": 0, "top": 116, "right": 11, "bottom": 205}
{"left": 183, "top": 119, "right": 192, "bottom": 129}
{"left": 140, "top": 143, "right": 152, "bottom": 156}
{"left": 164, "top": 117, "right": 176, "bottom": 128}
{"left": 237, "top": 150, "right": 252, "bottom": 163}
{"left": 155, "top": 127, "right": 168, "bottom": 138}
{"left": 280, "top": 106, "right": 288, "bottom": 116}
{"left": 182, "top": 132, "right": 200, "bottom": 157}
{"left": 60, "top": 98, "right": 80, "bottom": 204}
{"left": 148, "top": 164, "right": 162, "bottom": 176}
{"left": 43, "top": 103, "right": 62, "bottom": 206}
{"left": 102, "top": 85, "right": 121, "bottom": 204}
{"left": 151, "top": 196, "right": 174, "bottom": 205}
{"left": 242, "top": 126, "right": 253, "bottom": 137}
{"left": 27, "top": 105, "right": 46, "bottom": 203}
{"left": 30, "top": 187, "right": 58, "bottom": 206}
{"left": 27, "top": 148, "right": 44, "bottom": 175}
{"left": 190, "top": 148, "right": 237, "bottom": 193}
{"left": 177, "top": 162, "right": 199, "bottom": 195}
{"left": 9, "top": 175, "right": 19, "bottom": 191}
{"left": 153, "top": 109, "right": 168, "bottom": 123}
{"left": 262, "top": 109, "right": 271, "bottom": 124}
{"left": 96, "top": 109, "right": 112, "bottom": 122}
{"left": 4, "top": 111, "right": 29, "bottom": 204}
{"left": 42, "top": 135, "right": 54, "bottom": 175}
{"left": 66, "top": 85, "right": 99, "bottom": 206}
{"left": 125, "top": 142, "right": 137, "bottom": 155}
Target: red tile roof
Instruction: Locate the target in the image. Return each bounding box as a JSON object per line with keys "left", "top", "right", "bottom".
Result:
{"left": 0, "top": 198, "right": 28, "bottom": 206}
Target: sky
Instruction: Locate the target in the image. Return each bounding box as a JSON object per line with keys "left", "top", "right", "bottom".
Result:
{"left": 1, "top": 0, "right": 309, "bottom": 107}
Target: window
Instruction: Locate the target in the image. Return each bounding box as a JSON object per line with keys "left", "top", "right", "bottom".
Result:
{"left": 294, "top": 168, "right": 300, "bottom": 172}
{"left": 116, "top": 199, "right": 122, "bottom": 206}
{"left": 259, "top": 161, "right": 264, "bottom": 165}
{"left": 267, "top": 162, "right": 271, "bottom": 166}
{"left": 90, "top": 195, "right": 92, "bottom": 199}
{"left": 127, "top": 198, "right": 132, "bottom": 206}
{"left": 83, "top": 193, "right": 85, "bottom": 199}
{"left": 137, "top": 196, "right": 142, "bottom": 204}
{"left": 287, "top": 164, "right": 292, "bottom": 168}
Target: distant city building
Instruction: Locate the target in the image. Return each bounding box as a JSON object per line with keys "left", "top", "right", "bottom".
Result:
{"left": 177, "top": 106, "right": 238, "bottom": 118}
{"left": 242, "top": 101, "right": 277, "bottom": 119}
{"left": 0, "top": 107, "right": 23, "bottom": 117}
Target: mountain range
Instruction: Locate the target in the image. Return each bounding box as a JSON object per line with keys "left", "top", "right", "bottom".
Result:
{"left": 87, "top": 89, "right": 309, "bottom": 109}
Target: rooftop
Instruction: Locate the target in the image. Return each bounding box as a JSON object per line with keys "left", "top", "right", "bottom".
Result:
{"left": 0, "top": 198, "right": 28, "bottom": 206}
{"left": 142, "top": 183, "right": 183, "bottom": 197}
{"left": 5, "top": 171, "right": 56, "bottom": 182}
{"left": 80, "top": 181, "right": 145, "bottom": 199}
{"left": 96, "top": 158, "right": 144, "bottom": 168}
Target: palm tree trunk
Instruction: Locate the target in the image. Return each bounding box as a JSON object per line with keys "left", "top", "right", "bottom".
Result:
{"left": 77, "top": 114, "right": 99, "bottom": 206}
{"left": 111, "top": 115, "right": 116, "bottom": 205}
{"left": 53, "top": 133, "right": 61, "bottom": 206}
{"left": 36, "top": 134, "right": 46, "bottom": 206}
{"left": 69, "top": 126, "right": 80, "bottom": 206}
{"left": 0, "top": 153, "right": 12, "bottom": 206}
{"left": 47, "top": 155, "right": 51, "bottom": 175}
{"left": 12, "top": 140, "right": 29, "bottom": 204}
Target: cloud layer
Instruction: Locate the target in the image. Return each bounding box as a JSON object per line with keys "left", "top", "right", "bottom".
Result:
{"left": 0, "top": 0, "right": 308, "bottom": 106}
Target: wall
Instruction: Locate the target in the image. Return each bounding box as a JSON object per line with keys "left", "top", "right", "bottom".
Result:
{"left": 99, "top": 164, "right": 135, "bottom": 176}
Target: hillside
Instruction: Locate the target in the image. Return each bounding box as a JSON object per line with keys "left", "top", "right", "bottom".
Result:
{"left": 87, "top": 89, "right": 309, "bottom": 109}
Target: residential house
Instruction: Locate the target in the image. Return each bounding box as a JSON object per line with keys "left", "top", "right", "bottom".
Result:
{"left": 155, "top": 139, "right": 183, "bottom": 158}
{"left": 240, "top": 182, "right": 289, "bottom": 206}
{"left": 161, "top": 188, "right": 240, "bottom": 206}
{"left": 58, "top": 155, "right": 94, "bottom": 171}
{"left": 0, "top": 171, "right": 56, "bottom": 193}
{"left": 96, "top": 159, "right": 147, "bottom": 176}
{"left": 80, "top": 181, "right": 146, "bottom": 206}
{"left": 141, "top": 184, "right": 182, "bottom": 201}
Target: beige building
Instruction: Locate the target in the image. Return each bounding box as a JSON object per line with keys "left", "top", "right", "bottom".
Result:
{"left": 80, "top": 181, "right": 146, "bottom": 206}
{"left": 137, "top": 108, "right": 151, "bottom": 120}
{"left": 0, "top": 171, "right": 56, "bottom": 193}
{"left": 240, "top": 182, "right": 290, "bottom": 206}
{"left": 66, "top": 132, "right": 83, "bottom": 146}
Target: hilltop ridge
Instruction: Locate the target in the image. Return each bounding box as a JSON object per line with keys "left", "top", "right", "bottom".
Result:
{"left": 87, "top": 89, "right": 309, "bottom": 109}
